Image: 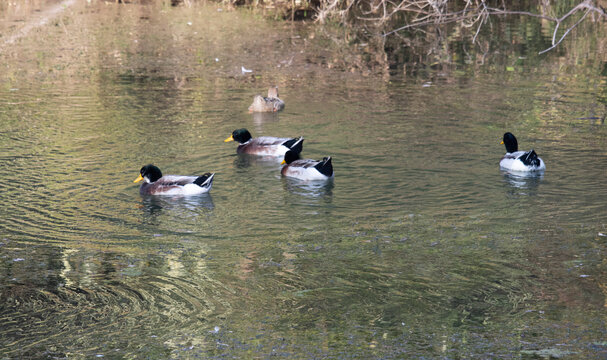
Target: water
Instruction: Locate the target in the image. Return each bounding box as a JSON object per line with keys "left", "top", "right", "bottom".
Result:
{"left": 1, "top": 1, "right": 607, "bottom": 358}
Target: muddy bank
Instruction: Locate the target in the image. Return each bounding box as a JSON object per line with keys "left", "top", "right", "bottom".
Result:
{"left": 0, "top": 0, "right": 391, "bottom": 91}
{"left": 202, "top": 0, "right": 607, "bottom": 78}
{"left": 0, "top": 0, "right": 75, "bottom": 47}
{"left": 1, "top": 0, "right": 606, "bottom": 83}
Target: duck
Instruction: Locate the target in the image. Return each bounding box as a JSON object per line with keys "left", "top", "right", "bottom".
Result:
{"left": 500, "top": 132, "right": 546, "bottom": 172}
{"left": 224, "top": 128, "right": 303, "bottom": 157}
{"left": 133, "top": 164, "right": 214, "bottom": 195}
{"left": 248, "top": 86, "right": 285, "bottom": 113}
{"left": 281, "top": 150, "right": 333, "bottom": 180}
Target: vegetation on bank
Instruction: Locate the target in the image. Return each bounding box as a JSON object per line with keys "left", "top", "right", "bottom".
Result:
{"left": 2, "top": 0, "right": 604, "bottom": 77}
{"left": 211, "top": 0, "right": 607, "bottom": 76}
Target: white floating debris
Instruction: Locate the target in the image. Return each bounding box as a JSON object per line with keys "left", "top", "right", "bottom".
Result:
{"left": 241, "top": 66, "right": 252, "bottom": 74}
{"left": 215, "top": 58, "right": 219, "bottom": 62}
{"left": 580, "top": 274, "right": 590, "bottom": 278}
{"left": 13, "top": 258, "right": 24, "bottom": 262}
{"left": 187, "top": 22, "right": 192, "bottom": 26}
{"left": 211, "top": 326, "right": 220, "bottom": 333}
{"left": 598, "top": 232, "right": 606, "bottom": 237}
{"left": 422, "top": 82, "right": 432, "bottom": 87}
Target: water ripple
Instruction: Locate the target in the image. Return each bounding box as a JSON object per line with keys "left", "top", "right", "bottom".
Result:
{"left": 0, "top": 261, "right": 232, "bottom": 357}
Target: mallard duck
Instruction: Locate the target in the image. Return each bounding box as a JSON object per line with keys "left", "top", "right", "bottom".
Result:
{"left": 133, "top": 164, "right": 214, "bottom": 195}
{"left": 281, "top": 150, "right": 333, "bottom": 180}
{"left": 224, "top": 128, "right": 303, "bottom": 157}
{"left": 248, "top": 86, "right": 285, "bottom": 113}
{"left": 500, "top": 132, "right": 546, "bottom": 172}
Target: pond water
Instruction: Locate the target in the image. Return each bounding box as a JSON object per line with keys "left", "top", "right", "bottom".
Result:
{"left": 1, "top": 1, "right": 606, "bottom": 358}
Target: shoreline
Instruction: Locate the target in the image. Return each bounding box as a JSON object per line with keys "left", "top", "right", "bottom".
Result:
{"left": 1, "top": 0, "right": 77, "bottom": 50}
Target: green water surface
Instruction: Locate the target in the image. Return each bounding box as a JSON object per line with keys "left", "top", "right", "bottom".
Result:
{"left": 0, "top": 1, "right": 606, "bottom": 358}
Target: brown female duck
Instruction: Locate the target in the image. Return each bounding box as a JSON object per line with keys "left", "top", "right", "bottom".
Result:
{"left": 248, "top": 86, "right": 285, "bottom": 113}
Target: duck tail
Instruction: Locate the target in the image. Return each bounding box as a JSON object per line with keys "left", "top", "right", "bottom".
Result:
{"left": 520, "top": 150, "right": 540, "bottom": 167}
{"left": 194, "top": 173, "right": 214, "bottom": 188}
{"left": 314, "top": 157, "right": 333, "bottom": 177}
{"left": 283, "top": 137, "right": 304, "bottom": 154}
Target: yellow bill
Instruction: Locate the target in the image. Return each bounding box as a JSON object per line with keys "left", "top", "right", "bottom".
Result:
{"left": 133, "top": 174, "right": 144, "bottom": 183}
{"left": 224, "top": 135, "right": 234, "bottom": 142}
{"left": 281, "top": 160, "right": 286, "bottom": 165}
{"left": 500, "top": 140, "right": 504, "bottom": 144}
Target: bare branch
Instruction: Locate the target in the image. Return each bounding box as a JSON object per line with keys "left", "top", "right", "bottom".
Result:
{"left": 539, "top": 9, "right": 591, "bottom": 54}
{"left": 484, "top": 7, "right": 556, "bottom": 21}
{"left": 317, "top": 0, "right": 607, "bottom": 54}
{"left": 472, "top": 2, "right": 488, "bottom": 44}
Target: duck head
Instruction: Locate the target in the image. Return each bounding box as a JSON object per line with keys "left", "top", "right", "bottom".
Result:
{"left": 501, "top": 132, "right": 518, "bottom": 153}
{"left": 134, "top": 164, "right": 163, "bottom": 183}
{"left": 224, "top": 128, "right": 252, "bottom": 144}
{"left": 267, "top": 86, "right": 279, "bottom": 98}
{"left": 281, "top": 150, "right": 300, "bottom": 165}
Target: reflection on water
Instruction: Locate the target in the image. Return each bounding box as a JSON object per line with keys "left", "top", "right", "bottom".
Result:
{"left": 282, "top": 177, "right": 334, "bottom": 203}
{"left": 0, "top": 241, "right": 231, "bottom": 358}
{"left": 232, "top": 153, "right": 283, "bottom": 169}
{"left": 501, "top": 170, "right": 544, "bottom": 196}
{"left": 0, "top": 1, "right": 606, "bottom": 359}
{"left": 140, "top": 194, "right": 215, "bottom": 217}
{"left": 251, "top": 111, "right": 280, "bottom": 126}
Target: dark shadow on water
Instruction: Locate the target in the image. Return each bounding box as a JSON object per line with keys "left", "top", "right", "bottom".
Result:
{"left": 501, "top": 170, "right": 543, "bottom": 197}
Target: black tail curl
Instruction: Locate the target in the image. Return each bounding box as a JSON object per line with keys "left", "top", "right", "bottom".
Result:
{"left": 314, "top": 157, "right": 333, "bottom": 177}
{"left": 194, "top": 173, "right": 214, "bottom": 187}
{"left": 520, "top": 150, "right": 541, "bottom": 167}
{"left": 284, "top": 137, "right": 304, "bottom": 154}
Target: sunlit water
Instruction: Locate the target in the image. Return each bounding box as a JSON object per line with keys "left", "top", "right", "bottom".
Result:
{"left": 1, "top": 2, "right": 606, "bottom": 358}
